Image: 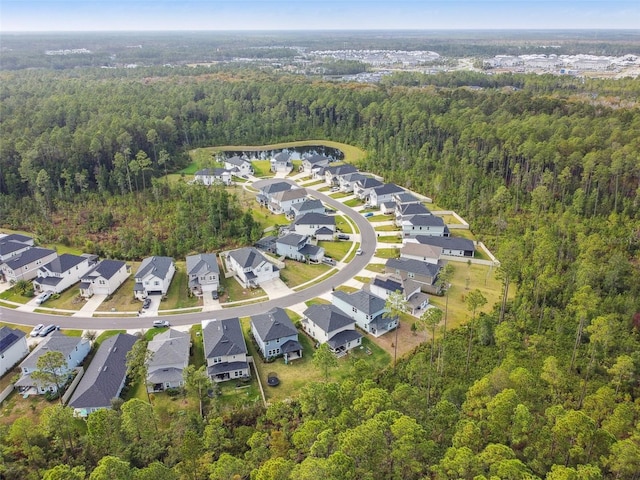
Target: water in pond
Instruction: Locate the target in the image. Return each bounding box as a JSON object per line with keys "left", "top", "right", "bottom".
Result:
{"left": 219, "top": 145, "right": 344, "bottom": 161}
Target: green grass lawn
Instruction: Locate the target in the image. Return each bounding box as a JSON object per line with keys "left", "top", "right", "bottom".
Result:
{"left": 368, "top": 215, "right": 392, "bottom": 222}
{"left": 280, "top": 261, "right": 331, "bottom": 288}
{"left": 343, "top": 198, "right": 363, "bottom": 208}
{"left": 335, "top": 216, "right": 354, "bottom": 234}
{"left": 439, "top": 214, "right": 464, "bottom": 225}
{"left": 317, "top": 186, "right": 331, "bottom": 193}
{"left": 179, "top": 162, "right": 201, "bottom": 175}
{"left": 374, "top": 224, "right": 399, "bottom": 232}
{"left": 335, "top": 285, "right": 358, "bottom": 293}
{"left": 190, "top": 324, "right": 205, "bottom": 369}
{"left": 160, "top": 266, "right": 200, "bottom": 310}
{"left": 0, "top": 286, "right": 32, "bottom": 304}
{"left": 365, "top": 264, "right": 387, "bottom": 273}
{"left": 220, "top": 276, "right": 266, "bottom": 303}
{"left": 304, "top": 297, "right": 331, "bottom": 307}
{"left": 0, "top": 322, "right": 31, "bottom": 334}
{"left": 254, "top": 210, "right": 289, "bottom": 231}
{"left": 343, "top": 242, "right": 361, "bottom": 263}
{"left": 354, "top": 276, "right": 371, "bottom": 284}
{"left": 95, "top": 275, "right": 139, "bottom": 312}
{"left": 377, "top": 235, "right": 402, "bottom": 243}
{"left": 318, "top": 240, "right": 353, "bottom": 261}
{"left": 251, "top": 160, "right": 273, "bottom": 177}
{"left": 45, "top": 287, "right": 85, "bottom": 311}
{"left": 375, "top": 248, "right": 400, "bottom": 259}
{"left": 329, "top": 192, "right": 350, "bottom": 199}
{"left": 302, "top": 179, "right": 324, "bottom": 187}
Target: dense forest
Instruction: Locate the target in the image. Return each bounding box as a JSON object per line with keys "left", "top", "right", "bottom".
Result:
{"left": 0, "top": 63, "right": 639, "bottom": 478}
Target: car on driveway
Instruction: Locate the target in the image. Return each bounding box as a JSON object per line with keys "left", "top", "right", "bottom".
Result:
{"left": 322, "top": 257, "right": 336, "bottom": 266}
{"left": 153, "top": 320, "right": 170, "bottom": 328}
{"left": 35, "top": 291, "right": 53, "bottom": 305}
{"left": 363, "top": 212, "right": 374, "bottom": 218}
{"left": 39, "top": 324, "right": 58, "bottom": 337}
{"left": 30, "top": 324, "right": 44, "bottom": 337}
{"left": 142, "top": 298, "right": 151, "bottom": 309}
{"left": 336, "top": 233, "right": 350, "bottom": 240}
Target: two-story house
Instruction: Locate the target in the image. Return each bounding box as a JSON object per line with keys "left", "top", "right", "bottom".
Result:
{"left": 301, "top": 154, "right": 330, "bottom": 174}
{"left": 270, "top": 152, "right": 293, "bottom": 173}
{"left": 79, "top": 259, "right": 130, "bottom": 298}
{"left": 0, "top": 326, "right": 28, "bottom": 378}
{"left": 289, "top": 198, "right": 326, "bottom": 220}
{"left": 68, "top": 333, "right": 137, "bottom": 417}
{"left": 409, "top": 235, "right": 476, "bottom": 258}
{"left": 395, "top": 203, "right": 432, "bottom": 226}
{"left": 133, "top": 256, "right": 176, "bottom": 300}
{"left": 202, "top": 318, "right": 250, "bottom": 382}
{"left": 385, "top": 257, "right": 442, "bottom": 294}
{"left": 368, "top": 274, "right": 429, "bottom": 316}
{"left": 331, "top": 289, "right": 398, "bottom": 337}
{"left": 324, "top": 164, "right": 359, "bottom": 186}
{"left": 393, "top": 191, "right": 422, "bottom": 208}
{"left": 146, "top": 329, "right": 191, "bottom": 392}
{"left": 339, "top": 172, "right": 367, "bottom": 193}
{"left": 368, "top": 183, "right": 405, "bottom": 207}
{"left": 400, "top": 215, "right": 448, "bottom": 238}
{"left": 194, "top": 168, "right": 232, "bottom": 186}
{"left": 224, "top": 156, "right": 253, "bottom": 176}
{"left": 15, "top": 332, "right": 91, "bottom": 395}
{"left": 353, "top": 177, "right": 383, "bottom": 200}
{"left": 226, "top": 247, "right": 279, "bottom": 288}
{"left": 33, "top": 253, "right": 95, "bottom": 294}
{"left": 292, "top": 212, "right": 336, "bottom": 239}
{"left": 186, "top": 253, "right": 220, "bottom": 296}
{"left": 276, "top": 233, "right": 324, "bottom": 263}
{"left": 1, "top": 247, "right": 57, "bottom": 283}
{"left": 268, "top": 188, "right": 308, "bottom": 215}
{"left": 256, "top": 181, "right": 294, "bottom": 207}
{"left": 301, "top": 304, "right": 362, "bottom": 356}
{"left": 399, "top": 242, "right": 442, "bottom": 265}
{"left": 0, "top": 234, "right": 34, "bottom": 263}
{"left": 250, "top": 307, "right": 302, "bottom": 362}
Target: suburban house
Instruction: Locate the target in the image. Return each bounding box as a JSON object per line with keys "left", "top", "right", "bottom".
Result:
{"left": 339, "top": 172, "right": 367, "bottom": 193}
{"left": 33, "top": 253, "right": 95, "bottom": 294}
{"left": 0, "top": 247, "right": 57, "bottom": 283}
{"left": 393, "top": 191, "right": 422, "bottom": 207}
{"left": 400, "top": 242, "right": 443, "bottom": 265}
{"left": 410, "top": 235, "right": 476, "bottom": 258}
{"left": 331, "top": 289, "right": 398, "bottom": 337}
{"left": 250, "top": 307, "right": 302, "bottom": 362}
{"left": 133, "top": 256, "right": 176, "bottom": 300}
{"left": 400, "top": 215, "right": 448, "bottom": 238}
{"left": 368, "top": 274, "right": 429, "bottom": 316}
{"left": 15, "top": 332, "right": 91, "bottom": 395}
{"left": 226, "top": 247, "right": 280, "bottom": 288}
{"left": 202, "top": 318, "right": 250, "bottom": 382}
{"left": 292, "top": 212, "right": 336, "bottom": 238}
{"left": 301, "top": 303, "right": 362, "bottom": 356}
{"left": 368, "top": 183, "right": 405, "bottom": 207}
{"left": 194, "top": 168, "right": 232, "bottom": 186}
{"left": 257, "top": 181, "right": 294, "bottom": 206}
{"left": 0, "top": 326, "right": 28, "bottom": 378}
{"left": 380, "top": 202, "right": 396, "bottom": 215}
{"left": 146, "top": 329, "right": 191, "bottom": 392}
{"left": 324, "top": 164, "right": 359, "bottom": 186}
{"left": 186, "top": 253, "right": 219, "bottom": 296}
{"left": 0, "top": 234, "right": 34, "bottom": 263}
{"left": 301, "top": 154, "right": 330, "bottom": 174}
{"left": 270, "top": 152, "right": 293, "bottom": 173}
{"left": 289, "top": 198, "right": 326, "bottom": 219}
{"left": 353, "top": 177, "right": 383, "bottom": 200}
{"left": 276, "top": 233, "right": 325, "bottom": 263}
{"left": 385, "top": 257, "right": 442, "bottom": 294}
{"left": 68, "top": 333, "right": 137, "bottom": 417}
{"left": 224, "top": 156, "right": 253, "bottom": 176}
{"left": 79, "top": 259, "right": 130, "bottom": 298}
{"left": 268, "top": 188, "right": 308, "bottom": 215}
{"left": 395, "top": 203, "right": 432, "bottom": 225}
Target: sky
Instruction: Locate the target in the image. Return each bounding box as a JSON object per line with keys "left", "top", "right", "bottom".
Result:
{"left": 1, "top": 1, "right": 639, "bottom": 32}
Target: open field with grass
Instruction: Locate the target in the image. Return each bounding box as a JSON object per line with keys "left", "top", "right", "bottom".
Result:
{"left": 374, "top": 224, "right": 399, "bottom": 232}
{"left": 95, "top": 275, "right": 139, "bottom": 312}
{"left": 253, "top": 209, "right": 288, "bottom": 231}
{"left": 318, "top": 240, "right": 353, "bottom": 261}
{"left": 438, "top": 213, "right": 465, "bottom": 225}
{"left": 251, "top": 160, "right": 273, "bottom": 177}
{"left": 281, "top": 261, "right": 331, "bottom": 288}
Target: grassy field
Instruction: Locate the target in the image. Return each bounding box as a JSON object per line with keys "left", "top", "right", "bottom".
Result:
{"left": 377, "top": 235, "right": 402, "bottom": 243}
{"left": 0, "top": 286, "right": 31, "bottom": 304}
{"left": 335, "top": 285, "right": 358, "bottom": 293}
{"left": 368, "top": 214, "right": 391, "bottom": 222}
{"left": 335, "top": 215, "right": 354, "bottom": 234}
{"left": 318, "top": 240, "right": 353, "bottom": 261}
{"left": 95, "top": 275, "right": 139, "bottom": 312}
{"left": 354, "top": 276, "right": 371, "bottom": 284}
{"left": 301, "top": 179, "right": 324, "bottom": 187}
{"left": 44, "top": 287, "right": 85, "bottom": 311}
{"left": 253, "top": 210, "right": 289, "bottom": 231}
{"left": 159, "top": 266, "right": 200, "bottom": 311}
{"left": 343, "top": 198, "right": 363, "bottom": 207}
{"left": 329, "top": 192, "right": 350, "bottom": 199}
{"left": 374, "top": 224, "right": 399, "bottom": 232}
{"left": 251, "top": 160, "right": 273, "bottom": 177}
{"left": 374, "top": 248, "right": 400, "bottom": 259}
{"left": 281, "top": 261, "right": 331, "bottom": 288}
{"left": 439, "top": 214, "right": 465, "bottom": 225}
{"left": 220, "top": 276, "right": 266, "bottom": 303}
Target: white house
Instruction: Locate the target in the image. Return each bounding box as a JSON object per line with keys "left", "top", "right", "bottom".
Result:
{"left": 270, "top": 152, "right": 293, "bottom": 173}
{"left": 289, "top": 198, "right": 326, "bottom": 219}
{"left": 257, "top": 181, "right": 295, "bottom": 207}
{"left": 395, "top": 203, "right": 432, "bottom": 226}
{"left": 186, "top": 253, "right": 219, "bottom": 296}
{"left": 1, "top": 247, "right": 57, "bottom": 283}
{"left": 369, "top": 183, "right": 405, "bottom": 207}
{"left": 301, "top": 304, "right": 362, "bottom": 356}
{"left": 79, "top": 259, "right": 130, "bottom": 298}
{"left": 226, "top": 247, "right": 280, "bottom": 288}
{"left": 0, "top": 326, "right": 28, "bottom": 378}
{"left": 268, "top": 188, "right": 308, "bottom": 215}
{"left": 194, "top": 168, "right": 232, "bottom": 186}
{"left": 146, "top": 329, "right": 191, "bottom": 392}
{"left": 301, "top": 154, "right": 330, "bottom": 174}
{"left": 250, "top": 307, "right": 302, "bottom": 361}
{"left": 324, "top": 164, "right": 359, "bottom": 186}
{"left": 202, "top": 318, "right": 250, "bottom": 382}
{"left": 0, "top": 234, "right": 34, "bottom": 263}
{"left": 33, "top": 253, "right": 95, "bottom": 294}
{"left": 15, "top": 332, "right": 91, "bottom": 395}
{"left": 368, "top": 274, "right": 429, "bottom": 316}
{"left": 224, "top": 156, "right": 253, "bottom": 176}
{"left": 400, "top": 215, "right": 447, "bottom": 238}
{"left": 353, "top": 177, "right": 383, "bottom": 200}
{"left": 409, "top": 235, "right": 476, "bottom": 258}
{"left": 393, "top": 191, "right": 422, "bottom": 208}
{"left": 339, "top": 172, "right": 367, "bottom": 193}
{"left": 331, "top": 289, "right": 398, "bottom": 337}
{"left": 276, "top": 233, "right": 325, "bottom": 263}
{"left": 133, "top": 256, "right": 176, "bottom": 300}
{"left": 292, "top": 212, "right": 336, "bottom": 238}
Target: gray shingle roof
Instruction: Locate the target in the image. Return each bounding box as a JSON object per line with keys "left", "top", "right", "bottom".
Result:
{"left": 186, "top": 254, "right": 219, "bottom": 277}
{"left": 273, "top": 152, "right": 290, "bottom": 162}
{"left": 386, "top": 257, "right": 441, "bottom": 278}
{"left": 404, "top": 215, "right": 445, "bottom": 227}
{"left": 226, "top": 155, "right": 250, "bottom": 167}
{"left": 0, "top": 326, "right": 25, "bottom": 355}
{"left": 303, "top": 303, "right": 354, "bottom": 334}
{"left": 272, "top": 188, "right": 307, "bottom": 202}
{"left": 82, "top": 259, "right": 127, "bottom": 282}
{"left": 356, "top": 178, "right": 383, "bottom": 189}
{"left": 251, "top": 307, "right": 297, "bottom": 342}
{"left": 19, "top": 332, "right": 89, "bottom": 370}
{"left": 3, "top": 247, "right": 56, "bottom": 270}
{"left": 0, "top": 240, "right": 29, "bottom": 257}
{"left": 304, "top": 154, "right": 330, "bottom": 166}
{"left": 332, "top": 290, "right": 387, "bottom": 315}
{"left": 68, "top": 333, "right": 137, "bottom": 410}
{"left": 202, "top": 318, "right": 248, "bottom": 359}
{"left": 228, "top": 247, "right": 270, "bottom": 270}
{"left": 414, "top": 235, "right": 476, "bottom": 252}
{"left": 261, "top": 181, "right": 293, "bottom": 196}
{"left": 41, "top": 254, "right": 86, "bottom": 274}
{"left": 299, "top": 244, "right": 322, "bottom": 256}
{"left": 314, "top": 227, "right": 334, "bottom": 236}
{"left": 399, "top": 203, "right": 431, "bottom": 216}
{"left": 0, "top": 233, "right": 33, "bottom": 244}
{"left": 135, "top": 256, "right": 175, "bottom": 281}
{"left": 341, "top": 172, "right": 367, "bottom": 183}
{"left": 147, "top": 329, "right": 190, "bottom": 371}
{"left": 277, "top": 233, "right": 307, "bottom": 247}
{"left": 325, "top": 164, "right": 359, "bottom": 176}
{"left": 372, "top": 183, "right": 405, "bottom": 196}
{"left": 294, "top": 212, "right": 335, "bottom": 226}
{"left": 394, "top": 192, "right": 421, "bottom": 204}
{"left": 195, "top": 168, "right": 228, "bottom": 176}
{"left": 292, "top": 199, "right": 324, "bottom": 214}
{"left": 327, "top": 330, "right": 363, "bottom": 350}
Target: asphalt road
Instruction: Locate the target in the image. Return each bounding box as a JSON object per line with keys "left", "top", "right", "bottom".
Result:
{"left": 0, "top": 179, "right": 378, "bottom": 330}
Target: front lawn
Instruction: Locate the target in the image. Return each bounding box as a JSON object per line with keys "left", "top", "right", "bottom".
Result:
{"left": 318, "top": 240, "right": 353, "bottom": 261}
{"left": 365, "top": 264, "right": 387, "bottom": 273}
{"left": 375, "top": 248, "right": 400, "bottom": 259}
{"left": 329, "top": 192, "right": 350, "bottom": 199}
{"left": 45, "top": 287, "right": 85, "bottom": 311}
{"left": 280, "top": 261, "right": 331, "bottom": 288}
{"left": 368, "top": 215, "right": 390, "bottom": 222}
{"left": 0, "top": 287, "right": 32, "bottom": 304}
{"left": 159, "top": 265, "right": 200, "bottom": 311}
{"left": 343, "top": 198, "right": 363, "bottom": 208}
{"left": 377, "top": 235, "right": 402, "bottom": 243}
{"left": 254, "top": 209, "right": 289, "bottom": 231}
{"left": 251, "top": 160, "right": 273, "bottom": 177}
{"left": 335, "top": 216, "right": 354, "bottom": 234}
{"left": 219, "top": 276, "right": 266, "bottom": 303}
{"left": 374, "top": 224, "right": 400, "bottom": 232}
{"left": 95, "top": 275, "right": 139, "bottom": 312}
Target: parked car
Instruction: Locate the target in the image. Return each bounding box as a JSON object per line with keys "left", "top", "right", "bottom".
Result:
{"left": 356, "top": 248, "right": 363, "bottom": 255}
{"left": 325, "top": 208, "right": 336, "bottom": 214}
{"left": 153, "top": 320, "right": 170, "bottom": 328}
{"left": 142, "top": 298, "right": 151, "bottom": 309}
{"left": 363, "top": 212, "right": 374, "bottom": 218}
{"left": 39, "top": 324, "right": 58, "bottom": 337}
{"left": 331, "top": 186, "right": 340, "bottom": 192}
{"left": 336, "top": 233, "right": 350, "bottom": 240}
{"left": 35, "top": 291, "right": 53, "bottom": 305}
{"left": 322, "top": 257, "right": 336, "bottom": 266}
{"left": 30, "top": 324, "right": 44, "bottom": 337}
{"left": 212, "top": 290, "right": 219, "bottom": 300}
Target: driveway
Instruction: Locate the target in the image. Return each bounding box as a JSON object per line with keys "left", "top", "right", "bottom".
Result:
{"left": 260, "top": 278, "right": 293, "bottom": 299}
{"left": 72, "top": 294, "right": 107, "bottom": 317}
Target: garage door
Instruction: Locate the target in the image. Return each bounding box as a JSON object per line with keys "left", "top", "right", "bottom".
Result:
{"left": 147, "top": 291, "right": 163, "bottom": 295}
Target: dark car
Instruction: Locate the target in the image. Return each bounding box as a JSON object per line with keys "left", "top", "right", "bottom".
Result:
{"left": 336, "top": 233, "right": 350, "bottom": 240}
{"left": 212, "top": 290, "right": 219, "bottom": 300}
{"left": 142, "top": 298, "right": 151, "bottom": 309}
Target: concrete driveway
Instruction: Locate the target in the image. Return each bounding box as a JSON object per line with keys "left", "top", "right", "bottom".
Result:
{"left": 260, "top": 278, "right": 293, "bottom": 299}
{"left": 72, "top": 294, "right": 107, "bottom": 317}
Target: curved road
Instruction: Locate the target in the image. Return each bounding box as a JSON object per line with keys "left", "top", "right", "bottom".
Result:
{"left": 0, "top": 179, "right": 378, "bottom": 330}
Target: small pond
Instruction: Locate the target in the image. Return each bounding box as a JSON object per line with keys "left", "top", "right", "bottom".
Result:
{"left": 219, "top": 145, "right": 344, "bottom": 161}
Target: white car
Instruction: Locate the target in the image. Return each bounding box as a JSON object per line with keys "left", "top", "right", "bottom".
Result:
{"left": 356, "top": 248, "right": 363, "bottom": 255}
{"left": 30, "top": 324, "right": 45, "bottom": 337}
{"left": 153, "top": 320, "right": 170, "bottom": 328}
{"left": 35, "top": 291, "right": 53, "bottom": 305}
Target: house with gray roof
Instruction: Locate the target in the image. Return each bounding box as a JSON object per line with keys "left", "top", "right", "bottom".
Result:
{"left": 133, "top": 256, "right": 176, "bottom": 300}
{"left": 289, "top": 198, "right": 326, "bottom": 219}
{"left": 331, "top": 290, "right": 398, "bottom": 337}
{"left": 271, "top": 152, "right": 293, "bottom": 173}
{"left": 33, "top": 253, "right": 95, "bottom": 294}
{"left": 367, "top": 274, "right": 429, "bottom": 316}
{"left": 224, "top": 156, "right": 253, "bottom": 176}
{"left": 393, "top": 191, "right": 422, "bottom": 207}
{"left": 339, "top": 172, "right": 367, "bottom": 193}
{"left": 302, "top": 304, "right": 362, "bottom": 356}
{"left": 411, "top": 235, "right": 476, "bottom": 258}
{"left": 301, "top": 154, "right": 330, "bottom": 174}
{"left": 226, "top": 247, "right": 279, "bottom": 288}
{"left": 400, "top": 215, "right": 448, "bottom": 238}
{"left": 0, "top": 234, "right": 34, "bottom": 263}
{"left": 146, "top": 329, "right": 191, "bottom": 392}
{"left": 79, "top": 259, "right": 130, "bottom": 298}
{"left": 395, "top": 203, "right": 431, "bottom": 225}
{"left": 186, "top": 253, "right": 220, "bottom": 296}
{"left": 0, "top": 326, "right": 28, "bottom": 378}
{"left": 369, "top": 183, "right": 405, "bottom": 207}
{"left": 276, "top": 233, "right": 325, "bottom": 263}
{"left": 68, "top": 333, "right": 137, "bottom": 416}
{"left": 250, "top": 307, "right": 302, "bottom": 362}
{"left": 385, "top": 257, "right": 442, "bottom": 294}
{"left": 324, "top": 164, "right": 359, "bottom": 186}
{"left": 400, "top": 243, "right": 442, "bottom": 265}
{"left": 0, "top": 247, "right": 58, "bottom": 283}
{"left": 202, "top": 318, "right": 250, "bottom": 382}
{"left": 292, "top": 212, "right": 336, "bottom": 238}
{"left": 257, "top": 181, "right": 294, "bottom": 206}
{"left": 195, "top": 168, "right": 232, "bottom": 186}
{"left": 16, "top": 332, "right": 91, "bottom": 395}
{"left": 268, "top": 187, "right": 308, "bottom": 215}
{"left": 354, "top": 177, "right": 383, "bottom": 200}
